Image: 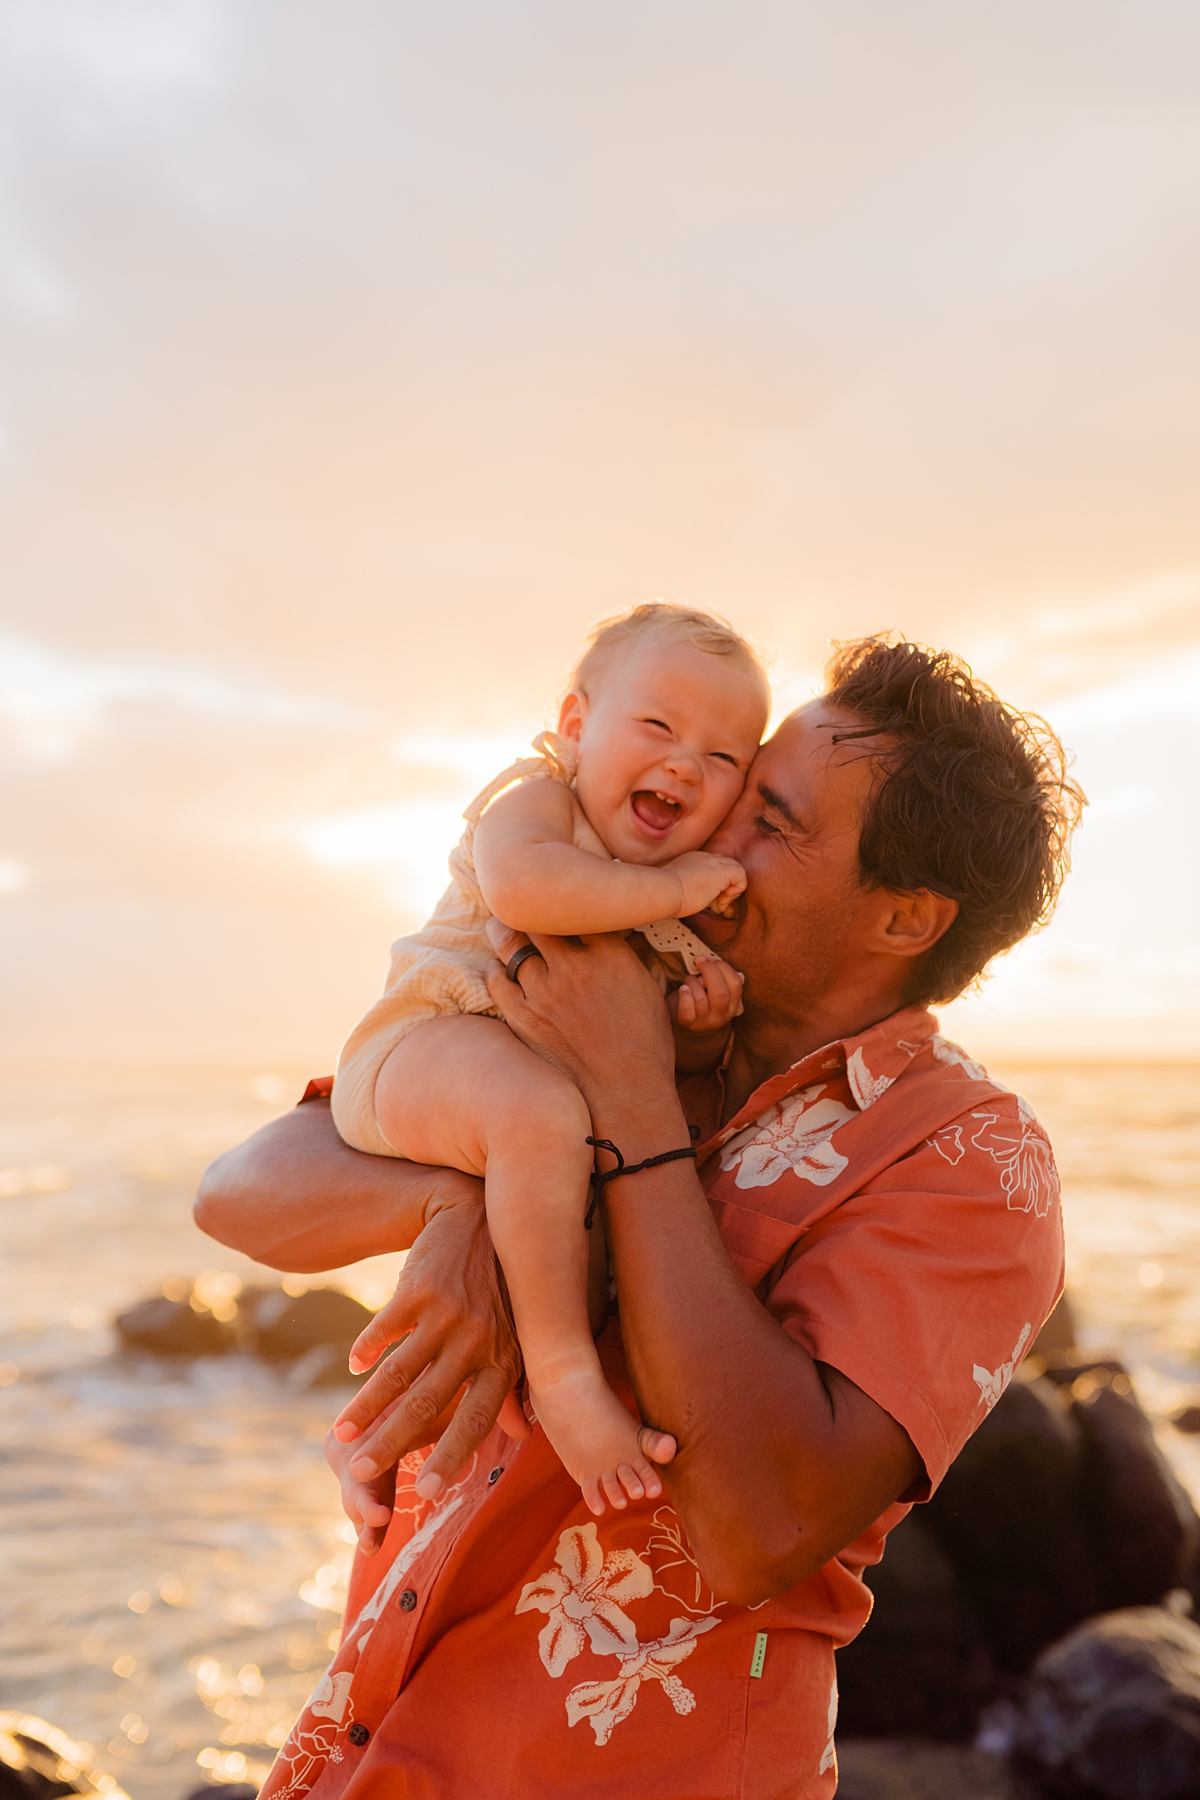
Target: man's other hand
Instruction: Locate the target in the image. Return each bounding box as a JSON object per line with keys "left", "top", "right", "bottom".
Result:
{"left": 330, "top": 1188, "right": 529, "bottom": 1507}
{"left": 327, "top": 1402, "right": 400, "bottom": 1555}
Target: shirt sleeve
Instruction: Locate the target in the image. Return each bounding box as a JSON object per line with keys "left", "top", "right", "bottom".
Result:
{"left": 763, "top": 1091, "right": 1066, "bottom": 1495}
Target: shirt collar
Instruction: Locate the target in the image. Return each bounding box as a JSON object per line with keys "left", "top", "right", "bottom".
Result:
{"left": 697, "top": 1004, "right": 938, "bottom": 1161}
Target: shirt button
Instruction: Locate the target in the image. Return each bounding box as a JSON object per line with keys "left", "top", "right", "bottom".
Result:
{"left": 347, "top": 1723, "right": 370, "bottom": 1746}
{"left": 488, "top": 1466, "right": 504, "bottom": 1484}
{"left": 399, "top": 1588, "right": 418, "bottom": 1611}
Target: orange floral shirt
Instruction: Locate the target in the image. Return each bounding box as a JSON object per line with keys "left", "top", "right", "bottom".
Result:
{"left": 263, "top": 1008, "right": 1063, "bottom": 1800}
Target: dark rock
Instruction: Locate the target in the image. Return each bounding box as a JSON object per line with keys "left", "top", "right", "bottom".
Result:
{"left": 919, "top": 1359, "right": 1200, "bottom": 1680}
{"left": 1008, "top": 1606, "right": 1200, "bottom": 1799}
{"left": 836, "top": 1512, "right": 1001, "bottom": 1738}
{"left": 1032, "top": 1293, "right": 1078, "bottom": 1358}
{"left": 115, "top": 1294, "right": 230, "bottom": 1357}
{"left": 238, "top": 1287, "right": 373, "bottom": 1377}
{"left": 923, "top": 1375, "right": 1101, "bottom": 1674}
{"left": 1069, "top": 1379, "right": 1200, "bottom": 1615}
{"left": 836, "top": 1297, "right": 1200, "bottom": 1754}
{"left": 0, "top": 1725, "right": 97, "bottom": 1800}
{"left": 836, "top": 1738, "right": 1010, "bottom": 1798}
{"left": 179, "top": 1786, "right": 258, "bottom": 1800}
{"left": 112, "top": 1282, "right": 374, "bottom": 1380}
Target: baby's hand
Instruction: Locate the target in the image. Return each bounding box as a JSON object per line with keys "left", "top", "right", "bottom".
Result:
{"left": 670, "top": 956, "right": 745, "bottom": 1034}
{"left": 665, "top": 850, "right": 747, "bottom": 919}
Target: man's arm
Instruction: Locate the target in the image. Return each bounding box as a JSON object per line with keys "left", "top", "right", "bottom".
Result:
{"left": 195, "top": 1093, "right": 483, "bottom": 1270}
{"left": 485, "top": 928, "right": 923, "bottom": 1608}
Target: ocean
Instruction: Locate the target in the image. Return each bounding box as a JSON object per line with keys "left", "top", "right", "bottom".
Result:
{"left": 1, "top": 1059, "right": 1198, "bottom": 1799}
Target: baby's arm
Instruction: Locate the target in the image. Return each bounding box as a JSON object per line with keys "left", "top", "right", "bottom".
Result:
{"left": 669, "top": 957, "right": 745, "bottom": 1075}
{"left": 473, "top": 779, "right": 745, "bottom": 934}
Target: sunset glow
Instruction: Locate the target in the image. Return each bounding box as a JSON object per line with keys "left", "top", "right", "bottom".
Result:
{"left": 1, "top": 2, "right": 1197, "bottom": 1066}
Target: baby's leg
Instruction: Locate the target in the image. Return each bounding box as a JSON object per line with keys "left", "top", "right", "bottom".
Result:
{"left": 374, "top": 1015, "right": 674, "bottom": 1514}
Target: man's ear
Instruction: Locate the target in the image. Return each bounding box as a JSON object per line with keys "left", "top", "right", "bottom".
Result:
{"left": 875, "top": 888, "right": 959, "bottom": 961}
{"left": 557, "top": 689, "right": 588, "bottom": 746}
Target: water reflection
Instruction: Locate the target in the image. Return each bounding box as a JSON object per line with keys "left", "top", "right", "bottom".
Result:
{"left": 0, "top": 1060, "right": 1197, "bottom": 1798}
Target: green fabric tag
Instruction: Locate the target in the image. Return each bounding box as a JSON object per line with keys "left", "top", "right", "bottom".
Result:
{"left": 750, "top": 1631, "right": 768, "bottom": 1679}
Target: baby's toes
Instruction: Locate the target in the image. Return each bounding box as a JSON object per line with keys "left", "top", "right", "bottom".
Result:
{"left": 616, "top": 1462, "right": 646, "bottom": 1502}
{"left": 600, "top": 1470, "right": 629, "bottom": 1511}
{"left": 639, "top": 1426, "right": 677, "bottom": 1465}
{"left": 581, "top": 1475, "right": 606, "bottom": 1518}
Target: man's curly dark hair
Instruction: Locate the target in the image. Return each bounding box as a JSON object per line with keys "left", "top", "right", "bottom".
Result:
{"left": 823, "top": 637, "right": 1086, "bottom": 1005}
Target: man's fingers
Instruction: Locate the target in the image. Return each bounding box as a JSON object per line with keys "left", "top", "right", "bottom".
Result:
{"left": 346, "top": 1319, "right": 495, "bottom": 1474}
{"left": 484, "top": 915, "right": 526, "bottom": 960}
{"left": 334, "top": 1321, "right": 438, "bottom": 1440}
{"left": 411, "top": 1363, "right": 516, "bottom": 1499}
{"left": 347, "top": 1362, "right": 459, "bottom": 1475}
{"left": 325, "top": 1427, "right": 396, "bottom": 1555}
{"left": 348, "top": 1296, "right": 417, "bottom": 1374}
{"left": 498, "top": 1388, "right": 533, "bottom": 1441}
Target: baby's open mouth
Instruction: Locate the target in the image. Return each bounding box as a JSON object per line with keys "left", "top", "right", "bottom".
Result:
{"left": 631, "top": 790, "right": 683, "bottom": 832}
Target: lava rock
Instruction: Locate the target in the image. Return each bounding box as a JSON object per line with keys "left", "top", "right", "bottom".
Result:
{"left": 0, "top": 1720, "right": 102, "bottom": 1800}
{"left": 180, "top": 1786, "right": 258, "bottom": 1800}
{"left": 238, "top": 1287, "right": 374, "bottom": 1378}
{"left": 112, "top": 1282, "right": 375, "bottom": 1381}
{"left": 836, "top": 1511, "right": 1001, "bottom": 1738}
{"left": 923, "top": 1374, "right": 1101, "bottom": 1674}
{"left": 1008, "top": 1606, "right": 1200, "bottom": 1799}
{"left": 115, "top": 1293, "right": 230, "bottom": 1357}
{"left": 836, "top": 1738, "right": 1010, "bottom": 1798}
{"left": 1063, "top": 1373, "right": 1200, "bottom": 1615}
{"left": 1033, "top": 1293, "right": 1079, "bottom": 1358}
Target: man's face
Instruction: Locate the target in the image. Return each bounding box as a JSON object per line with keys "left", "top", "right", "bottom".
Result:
{"left": 690, "top": 699, "right": 885, "bottom": 1022}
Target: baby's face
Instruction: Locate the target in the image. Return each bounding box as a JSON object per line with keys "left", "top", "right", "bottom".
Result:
{"left": 559, "top": 637, "right": 768, "bottom": 866}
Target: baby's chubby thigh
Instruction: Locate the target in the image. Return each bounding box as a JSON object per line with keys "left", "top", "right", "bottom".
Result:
{"left": 373, "top": 1013, "right": 592, "bottom": 1181}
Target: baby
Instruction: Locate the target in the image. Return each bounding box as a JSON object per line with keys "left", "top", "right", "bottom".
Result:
{"left": 330, "top": 604, "right": 770, "bottom": 1516}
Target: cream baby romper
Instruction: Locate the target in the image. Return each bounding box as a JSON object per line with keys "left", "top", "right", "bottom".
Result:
{"left": 331, "top": 731, "right": 713, "bottom": 1158}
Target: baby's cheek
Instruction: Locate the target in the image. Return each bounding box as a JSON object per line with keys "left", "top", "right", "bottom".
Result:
{"left": 689, "top": 785, "right": 742, "bottom": 845}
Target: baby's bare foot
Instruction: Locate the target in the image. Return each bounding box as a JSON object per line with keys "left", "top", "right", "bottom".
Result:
{"left": 528, "top": 1363, "right": 676, "bottom": 1517}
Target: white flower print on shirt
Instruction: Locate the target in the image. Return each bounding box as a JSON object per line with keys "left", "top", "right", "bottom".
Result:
{"left": 929, "top": 1034, "right": 992, "bottom": 1083}
{"left": 517, "top": 1522, "right": 723, "bottom": 1746}
{"left": 516, "top": 1523, "right": 654, "bottom": 1675}
{"left": 308, "top": 1671, "right": 354, "bottom": 1724}
{"left": 846, "top": 1046, "right": 894, "bottom": 1111}
{"left": 969, "top": 1099, "right": 1058, "bottom": 1218}
{"left": 564, "top": 1616, "right": 720, "bottom": 1746}
{"left": 973, "top": 1322, "right": 1032, "bottom": 1410}
{"left": 817, "top": 1678, "right": 839, "bottom": 1775}
{"left": 719, "top": 1083, "right": 857, "bottom": 1190}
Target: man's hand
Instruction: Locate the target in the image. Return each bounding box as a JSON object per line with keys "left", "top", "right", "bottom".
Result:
{"left": 330, "top": 1188, "right": 529, "bottom": 1505}
{"left": 327, "top": 1402, "right": 400, "bottom": 1555}
{"left": 483, "top": 917, "right": 677, "bottom": 1116}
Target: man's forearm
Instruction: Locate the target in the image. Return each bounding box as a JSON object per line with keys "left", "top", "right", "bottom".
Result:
{"left": 592, "top": 1082, "right": 921, "bottom": 1605}
{"left": 194, "top": 1097, "right": 483, "bottom": 1271}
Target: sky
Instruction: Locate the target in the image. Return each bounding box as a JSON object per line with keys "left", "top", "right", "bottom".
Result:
{"left": 1, "top": 0, "right": 1198, "bottom": 1068}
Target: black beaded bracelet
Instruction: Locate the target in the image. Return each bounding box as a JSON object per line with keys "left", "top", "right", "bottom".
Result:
{"left": 584, "top": 1135, "right": 698, "bottom": 1229}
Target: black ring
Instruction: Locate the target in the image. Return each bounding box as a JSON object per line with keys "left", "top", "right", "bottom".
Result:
{"left": 505, "top": 943, "right": 544, "bottom": 985}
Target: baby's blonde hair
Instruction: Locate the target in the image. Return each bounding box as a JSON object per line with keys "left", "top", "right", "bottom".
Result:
{"left": 569, "top": 601, "right": 770, "bottom": 702}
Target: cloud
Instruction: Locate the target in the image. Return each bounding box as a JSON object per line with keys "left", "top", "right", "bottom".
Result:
{"left": 0, "top": 1, "right": 1198, "bottom": 1058}
{"left": 0, "top": 630, "right": 360, "bottom": 760}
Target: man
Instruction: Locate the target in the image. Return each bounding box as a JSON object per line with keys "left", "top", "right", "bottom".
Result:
{"left": 197, "top": 637, "right": 1082, "bottom": 1798}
